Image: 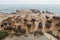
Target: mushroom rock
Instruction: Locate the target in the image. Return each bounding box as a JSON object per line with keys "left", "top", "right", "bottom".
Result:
{"left": 24, "top": 19, "right": 27, "bottom": 22}
{"left": 15, "top": 17, "right": 22, "bottom": 23}
{"left": 16, "top": 10, "right": 19, "bottom": 12}
{"left": 8, "top": 22, "right": 12, "bottom": 25}
{"left": 42, "top": 11, "right": 44, "bottom": 13}
{"left": 6, "top": 26, "right": 13, "bottom": 30}
{"left": 30, "top": 9, "right": 40, "bottom": 13}
{"left": 55, "top": 22, "right": 60, "bottom": 27}
{"left": 58, "top": 29, "right": 60, "bottom": 32}
{"left": 20, "top": 29, "right": 26, "bottom": 34}
{"left": 34, "top": 31, "right": 43, "bottom": 36}
{"left": 31, "top": 18, "right": 36, "bottom": 22}
{"left": 11, "top": 12, "right": 16, "bottom": 14}
{"left": 53, "top": 16, "right": 60, "bottom": 20}
{"left": 34, "top": 31, "right": 39, "bottom": 36}
{"left": 0, "top": 23, "right": 4, "bottom": 28}
{"left": 13, "top": 28, "right": 19, "bottom": 32}
{"left": 55, "top": 35, "right": 60, "bottom": 39}
{"left": 38, "top": 22, "right": 42, "bottom": 28}
{"left": 27, "top": 24, "right": 31, "bottom": 29}
{"left": 7, "top": 17, "right": 12, "bottom": 21}
{"left": 18, "top": 25, "right": 22, "bottom": 29}
{"left": 46, "top": 20, "right": 52, "bottom": 23}
{"left": 3, "top": 22, "right": 7, "bottom": 26}
{"left": 4, "top": 27, "right": 8, "bottom": 30}
{"left": 46, "top": 15, "right": 49, "bottom": 19}
{"left": 39, "top": 31, "right": 44, "bottom": 35}
{"left": 2, "top": 19, "right": 7, "bottom": 22}
{"left": 47, "top": 31, "right": 52, "bottom": 35}
{"left": 18, "top": 9, "right": 32, "bottom": 14}
{"left": 45, "top": 23, "right": 51, "bottom": 28}
{"left": 23, "top": 19, "right": 28, "bottom": 25}
{"left": 46, "top": 10, "right": 50, "bottom": 13}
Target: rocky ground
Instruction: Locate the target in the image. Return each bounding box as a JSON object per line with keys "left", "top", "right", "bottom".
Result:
{"left": 4, "top": 34, "right": 48, "bottom": 40}
{"left": 0, "top": 9, "right": 59, "bottom": 40}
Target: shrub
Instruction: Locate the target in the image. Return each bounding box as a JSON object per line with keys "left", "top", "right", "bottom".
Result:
{"left": 0, "top": 30, "right": 9, "bottom": 39}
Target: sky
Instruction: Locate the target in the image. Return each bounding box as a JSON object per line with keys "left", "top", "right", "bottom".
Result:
{"left": 0, "top": 0, "right": 60, "bottom": 5}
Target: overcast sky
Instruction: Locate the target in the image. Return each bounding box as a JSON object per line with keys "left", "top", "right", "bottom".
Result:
{"left": 0, "top": 0, "right": 60, "bottom": 4}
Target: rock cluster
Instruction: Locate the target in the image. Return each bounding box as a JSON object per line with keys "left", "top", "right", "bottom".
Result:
{"left": 0, "top": 9, "right": 60, "bottom": 40}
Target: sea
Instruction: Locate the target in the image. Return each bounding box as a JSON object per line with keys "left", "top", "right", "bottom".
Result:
{"left": 0, "top": 4, "right": 60, "bottom": 15}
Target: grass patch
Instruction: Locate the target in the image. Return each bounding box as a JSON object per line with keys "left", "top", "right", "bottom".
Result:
{"left": 0, "top": 30, "right": 9, "bottom": 40}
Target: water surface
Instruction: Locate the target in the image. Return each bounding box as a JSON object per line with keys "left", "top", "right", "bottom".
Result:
{"left": 0, "top": 4, "right": 60, "bottom": 15}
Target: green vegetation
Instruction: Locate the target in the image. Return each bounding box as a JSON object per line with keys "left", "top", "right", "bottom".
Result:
{"left": 0, "top": 30, "right": 9, "bottom": 40}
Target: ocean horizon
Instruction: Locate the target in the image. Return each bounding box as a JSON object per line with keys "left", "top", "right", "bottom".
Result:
{"left": 0, "top": 4, "right": 60, "bottom": 15}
